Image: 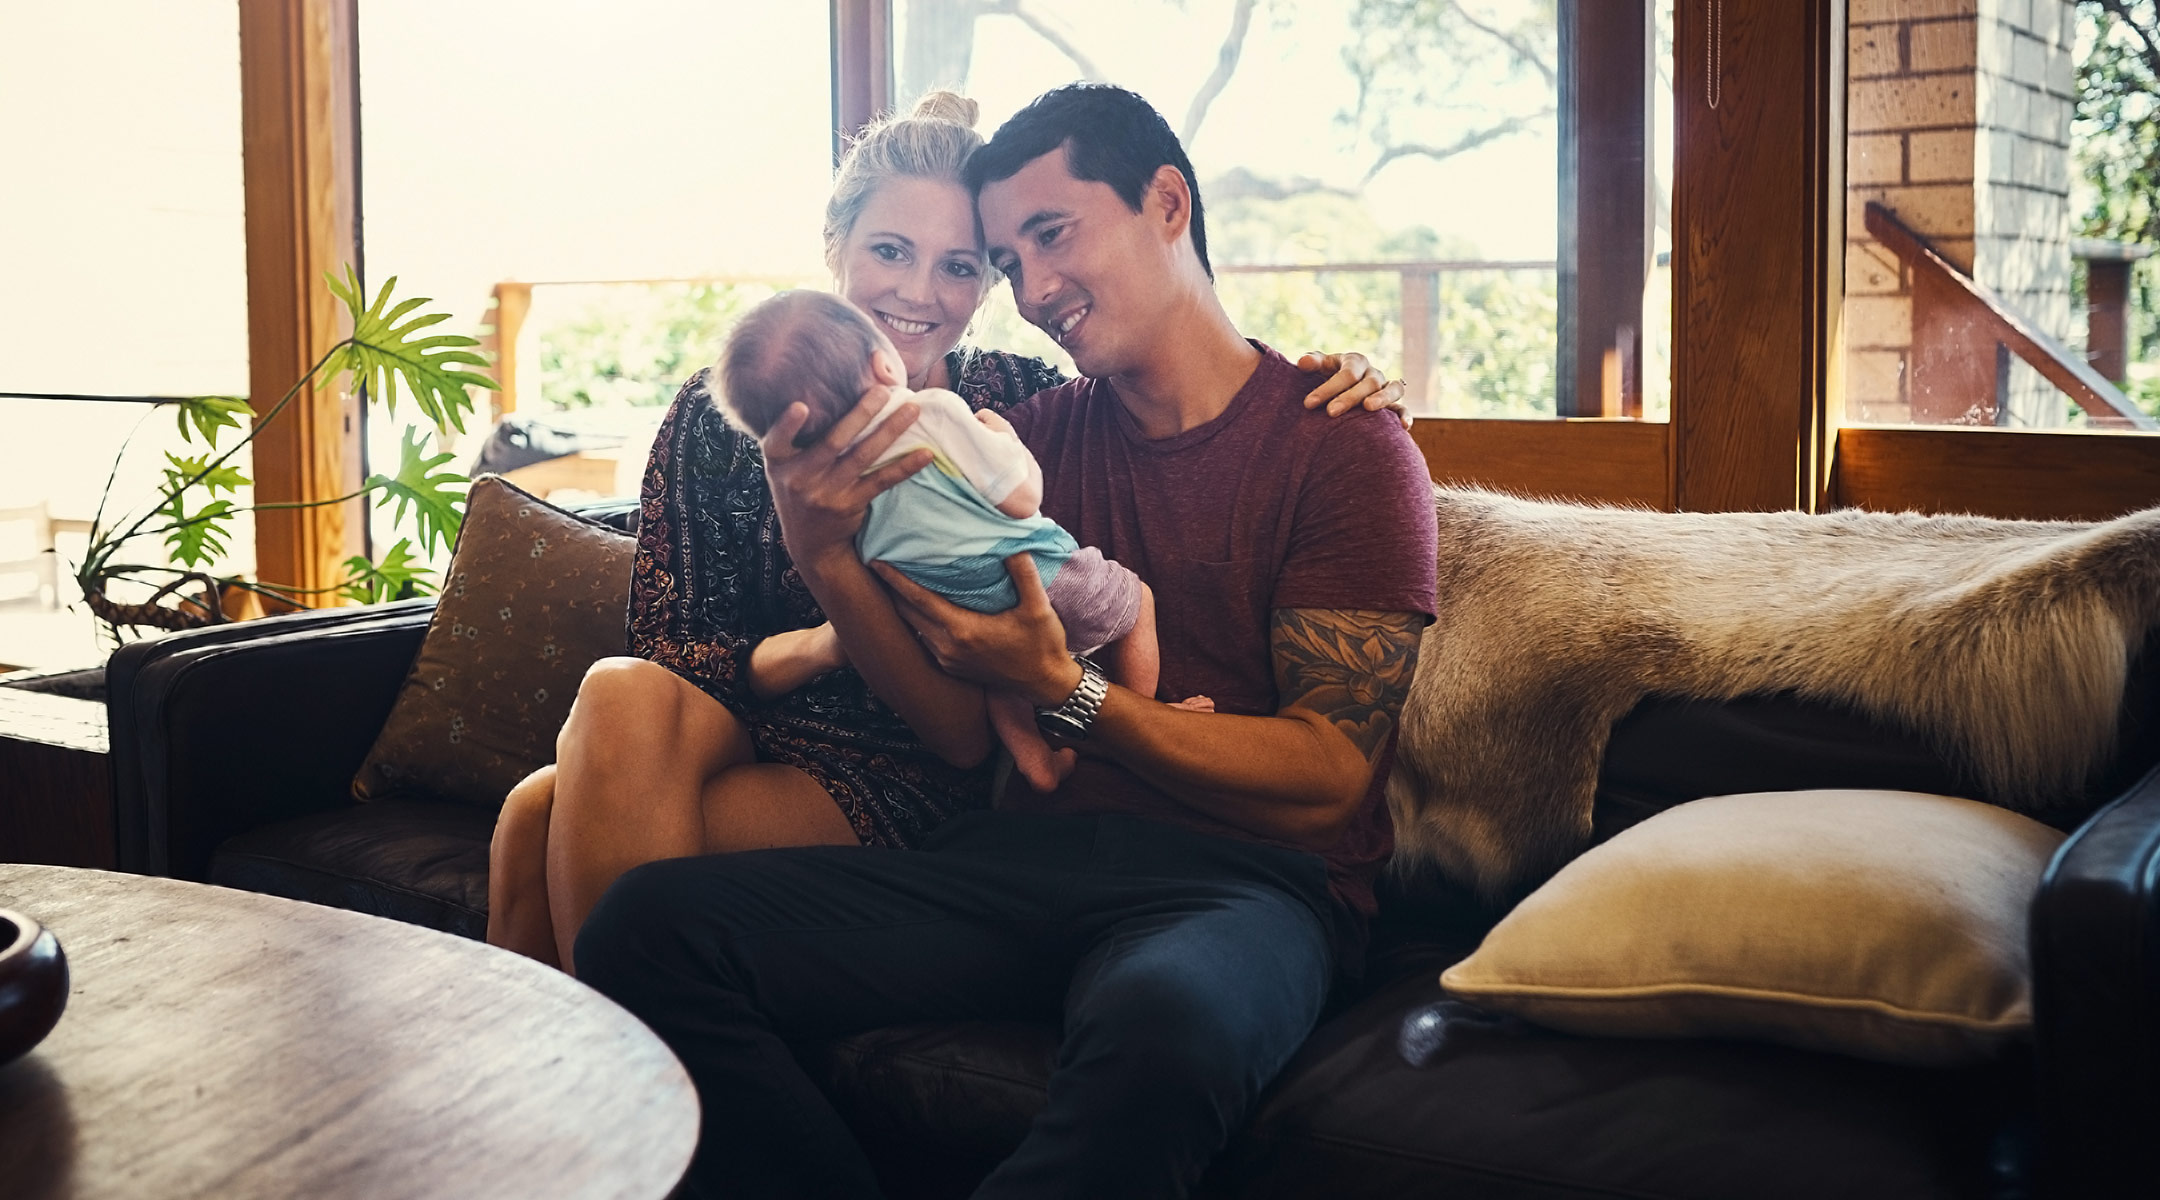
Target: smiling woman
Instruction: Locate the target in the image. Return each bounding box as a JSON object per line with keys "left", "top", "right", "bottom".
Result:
{"left": 824, "top": 94, "right": 996, "bottom": 390}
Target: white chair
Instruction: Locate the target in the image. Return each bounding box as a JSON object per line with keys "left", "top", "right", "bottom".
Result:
{"left": 0, "top": 502, "right": 61, "bottom": 611}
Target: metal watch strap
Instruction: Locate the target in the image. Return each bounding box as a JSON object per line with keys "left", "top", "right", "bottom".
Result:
{"left": 1034, "top": 655, "right": 1108, "bottom": 741}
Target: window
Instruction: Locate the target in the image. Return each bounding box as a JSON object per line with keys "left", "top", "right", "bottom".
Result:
{"left": 890, "top": 0, "right": 1674, "bottom": 420}
{"left": 1842, "top": 1, "right": 2158, "bottom": 431}
{"left": 0, "top": 3, "right": 251, "bottom": 668}
{"left": 357, "top": 0, "right": 834, "bottom": 518}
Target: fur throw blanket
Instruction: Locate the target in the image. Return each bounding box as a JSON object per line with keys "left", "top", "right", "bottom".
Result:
{"left": 1386, "top": 489, "right": 2160, "bottom": 902}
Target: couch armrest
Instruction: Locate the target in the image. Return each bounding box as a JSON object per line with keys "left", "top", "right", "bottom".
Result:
{"left": 2030, "top": 759, "right": 2160, "bottom": 1197}
{"left": 107, "top": 600, "right": 434, "bottom": 878}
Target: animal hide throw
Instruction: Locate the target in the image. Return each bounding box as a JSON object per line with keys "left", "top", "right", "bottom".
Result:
{"left": 1387, "top": 489, "right": 2160, "bottom": 902}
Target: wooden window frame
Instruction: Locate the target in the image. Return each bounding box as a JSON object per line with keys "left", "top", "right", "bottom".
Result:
{"left": 239, "top": 0, "right": 363, "bottom": 605}
{"left": 252, "top": 0, "right": 2157, "bottom": 569}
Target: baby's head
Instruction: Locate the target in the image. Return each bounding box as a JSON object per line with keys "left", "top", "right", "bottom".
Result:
{"left": 716, "top": 290, "right": 899, "bottom": 446}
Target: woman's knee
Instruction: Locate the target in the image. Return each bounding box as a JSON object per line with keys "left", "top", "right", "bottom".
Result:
{"left": 492, "top": 766, "right": 556, "bottom": 852}
{"left": 559, "top": 658, "right": 705, "bottom": 760}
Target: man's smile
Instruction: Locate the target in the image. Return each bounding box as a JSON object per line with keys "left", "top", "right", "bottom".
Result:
{"left": 1049, "top": 304, "right": 1090, "bottom": 345}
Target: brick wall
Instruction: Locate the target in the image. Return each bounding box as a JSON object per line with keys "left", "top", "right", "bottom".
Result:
{"left": 1844, "top": 0, "right": 2075, "bottom": 425}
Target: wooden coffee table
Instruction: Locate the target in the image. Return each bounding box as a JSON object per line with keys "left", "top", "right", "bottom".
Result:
{"left": 0, "top": 865, "right": 698, "bottom": 1199}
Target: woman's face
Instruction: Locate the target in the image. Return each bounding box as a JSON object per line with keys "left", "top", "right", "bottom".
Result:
{"left": 835, "top": 176, "right": 989, "bottom": 389}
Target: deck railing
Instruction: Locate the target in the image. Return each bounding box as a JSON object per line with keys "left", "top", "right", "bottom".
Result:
{"left": 1864, "top": 202, "right": 2156, "bottom": 431}
{"left": 483, "top": 260, "right": 1560, "bottom": 417}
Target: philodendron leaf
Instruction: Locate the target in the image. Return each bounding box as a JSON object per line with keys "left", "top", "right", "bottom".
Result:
{"left": 175, "top": 395, "right": 252, "bottom": 446}
{"left": 161, "top": 495, "right": 236, "bottom": 568}
{"left": 340, "top": 537, "right": 437, "bottom": 605}
{"left": 325, "top": 265, "right": 498, "bottom": 434}
{"left": 366, "top": 425, "right": 466, "bottom": 556}
{"left": 161, "top": 452, "right": 250, "bottom": 497}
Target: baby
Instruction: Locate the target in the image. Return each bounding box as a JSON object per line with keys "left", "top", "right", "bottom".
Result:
{"left": 716, "top": 290, "right": 1190, "bottom": 791}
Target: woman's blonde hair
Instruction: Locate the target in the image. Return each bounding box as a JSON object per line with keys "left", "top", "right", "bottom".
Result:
{"left": 823, "top": 90, "right": 984, "bottom": 277}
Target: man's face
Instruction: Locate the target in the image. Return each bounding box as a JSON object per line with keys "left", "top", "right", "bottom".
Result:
{"left": 978, "top": 148, "right": 1172, "bottom": 379}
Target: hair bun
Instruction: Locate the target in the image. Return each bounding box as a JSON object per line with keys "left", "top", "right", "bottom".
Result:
{"left": 910, "top": 90, "right": 980, "bottom": 130}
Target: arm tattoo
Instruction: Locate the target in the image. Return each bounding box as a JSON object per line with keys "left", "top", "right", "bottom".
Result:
{"left": 1270, "top": 609, "right": 1426, "bottom": 761}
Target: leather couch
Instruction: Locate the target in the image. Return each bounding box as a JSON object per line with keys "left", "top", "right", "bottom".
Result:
{"left": 104, "top": 517, "right": 2160, "bottom": 1199}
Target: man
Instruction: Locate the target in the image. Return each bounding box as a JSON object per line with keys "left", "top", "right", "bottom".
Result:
{"left": 577, "top": 84, "right": 1438, "bottom": 1198}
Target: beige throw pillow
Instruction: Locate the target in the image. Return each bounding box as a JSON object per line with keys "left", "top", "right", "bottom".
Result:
{"left": 1439, "top": 790, "right": 2065, "bottom": 1066}
{"left": 352, "top": 475, "right": 635, "bottom": 810}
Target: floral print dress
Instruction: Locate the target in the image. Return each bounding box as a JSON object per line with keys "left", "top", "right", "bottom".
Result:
{"left": 627, "top": 347, "right": 1067, "bottom": 849}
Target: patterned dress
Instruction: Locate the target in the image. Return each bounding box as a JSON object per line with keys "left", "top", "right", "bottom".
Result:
{"left": 627, "top": 347, "right": 1068, "bottom": 850}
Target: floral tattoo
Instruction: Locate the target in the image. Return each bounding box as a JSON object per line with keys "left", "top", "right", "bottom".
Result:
{"left": 1269, "top": 608, "right": 1426, "bottom": 759}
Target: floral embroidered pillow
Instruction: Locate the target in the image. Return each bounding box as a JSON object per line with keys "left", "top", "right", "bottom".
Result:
{"left": 352, "top": 475, "right": 636, "bottom": 810}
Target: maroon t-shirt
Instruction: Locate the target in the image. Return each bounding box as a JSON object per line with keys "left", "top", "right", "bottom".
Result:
{"left": 1002, "top": 343, "right": 1439, "bottom": 929}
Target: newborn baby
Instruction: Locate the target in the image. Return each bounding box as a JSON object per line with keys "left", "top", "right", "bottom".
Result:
{"left": 716, "top": 290, "right": 1195, "bottom": 792}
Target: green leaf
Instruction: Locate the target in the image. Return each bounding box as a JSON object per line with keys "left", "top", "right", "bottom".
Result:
{"left": 339, "top": 538, "right": 437, "bottom": 605}
{"left": 366, "top": 425, "right": 466, "bottom": 556}
{"left": 161, "top": 495, "right": 236, "bottom": 568}
{"left": 174, "top": 395, "right": 252, "bottom": 446}
{"left": 161, "top": 452, "right": 250, "bottom": 497}
{"left": 324, "top": 265, "right": 499, "bottom": 434}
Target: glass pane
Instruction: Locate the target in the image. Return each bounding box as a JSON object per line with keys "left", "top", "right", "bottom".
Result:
{"left": 1842, "top": 2, "right": 2159, "bottom": 430}
{"left": 894, "top": 0, "right": 1674, "bottom": 420}
{"left": 358, "top": 0, "right": 834, "bottom": 523}
{"left": 0, "top": 4, "right": 250, "bottom": 668}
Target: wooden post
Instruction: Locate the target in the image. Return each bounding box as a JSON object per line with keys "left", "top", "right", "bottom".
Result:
{"left": 1671, "top": 0, "right": 1844, "bottom": 511}
{"left": 832, "top": 0, "right": 894, "bottom": 153}
{"left": 1557, "top": 0, "right": 1651, "bottom": 419}
{"left": 239, "top": 0, "right": 363, "bottom": 605}
{"left": 486, "top": 282, "right": 532, "bottom": 419}
{"left": 2086, "top": 259, "right": 2131, "bottom": 383}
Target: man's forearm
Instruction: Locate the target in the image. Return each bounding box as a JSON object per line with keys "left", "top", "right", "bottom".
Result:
{"left": 797, "top": 552, "right": 993, "bottom": 767}
{"left": 1086, "top": 686, "right": 1373, "bottom": 848}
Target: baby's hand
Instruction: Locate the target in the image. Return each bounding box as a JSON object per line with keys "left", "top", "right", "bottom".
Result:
{"left": 1172, "top": 695, "right": 1215, "bottom": 712}
{"left": 974, "top": 408, "right": 1019, "bottom": 438}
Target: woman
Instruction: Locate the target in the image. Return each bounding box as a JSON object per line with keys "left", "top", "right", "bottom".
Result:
{"left": 487, "top": 91, "right": 1407, "bottom": 970}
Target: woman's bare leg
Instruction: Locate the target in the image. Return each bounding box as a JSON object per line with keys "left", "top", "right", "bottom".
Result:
{"left": 488, "top": 765, "right": 562, "bottom": 967}
{"left": 698, "top": 763, "right": 861, "bottom": 853}
{"left": 548, "top": 657, "right": 757, "bottom": 969}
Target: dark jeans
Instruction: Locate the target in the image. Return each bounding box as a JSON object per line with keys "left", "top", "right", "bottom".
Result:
{"left": 576, "top": 810, "right": 1341, "bottom": 1200}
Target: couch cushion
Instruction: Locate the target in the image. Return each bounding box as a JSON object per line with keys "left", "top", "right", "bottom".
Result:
{"left": 210, "top": 801, "right": 494, "bottom": 938}
{"left": 1209, "top": 968, "right": 2018, "bottom": 1200}
{"left": 800, "top": 956, "right": 2017, "bottom": 1200}
{"left": 351, "top": 475, "right": 636, "bottom": 811}
{"left": 1441, "top": 790, "right": 2062, "bottom": 1067}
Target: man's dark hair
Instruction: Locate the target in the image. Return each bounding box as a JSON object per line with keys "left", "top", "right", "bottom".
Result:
{"left": 716, "top": 290, "right": 882, "bottom": 446}
{"left": 964, "top": 83, "right": 1211, "bottom": 279}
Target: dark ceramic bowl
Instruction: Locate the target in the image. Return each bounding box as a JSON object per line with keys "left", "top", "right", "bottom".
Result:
{"left": 0, "top": 908, "right": 68, "bottom": 1067}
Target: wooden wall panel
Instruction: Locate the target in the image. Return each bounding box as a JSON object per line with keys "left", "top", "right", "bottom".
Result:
{"left": 239, "top": 0, "right": 363, "bottom": 604}
{"left": 1671, "top": 0, "right": 1843, "bottom": 512}
{"left": 1834, "top": 428, "right": 2160, "bottom": 522}
{"left": 1412, "top": 420, "right": 1672, "bottom": 510}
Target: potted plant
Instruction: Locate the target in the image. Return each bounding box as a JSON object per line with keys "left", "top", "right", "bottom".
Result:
{"left": 76, "top": 268, "right": 495, "bottom": 635}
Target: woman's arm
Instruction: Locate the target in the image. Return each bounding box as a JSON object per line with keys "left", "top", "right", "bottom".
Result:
{"left": 760, "top": 381, "right": 994, "bottom": 768}
{"left": 744, "top": 624, "right": 848, "bottom": 701}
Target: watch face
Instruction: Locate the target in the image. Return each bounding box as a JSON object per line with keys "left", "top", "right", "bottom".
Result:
{"left": 1036, "top": 711, "right": 1086, "bottom": 741}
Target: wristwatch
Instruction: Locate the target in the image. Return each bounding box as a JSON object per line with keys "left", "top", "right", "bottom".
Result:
{"left": 1035, "top": 655, "right": 1109, "bottom": 741}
